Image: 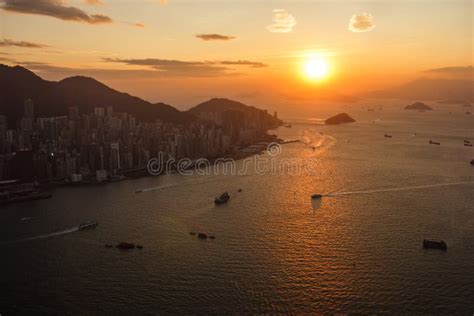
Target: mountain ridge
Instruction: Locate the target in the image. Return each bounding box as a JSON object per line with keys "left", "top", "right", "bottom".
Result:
{"left": 0, "top": 64, "right": 193, "bottom": 125}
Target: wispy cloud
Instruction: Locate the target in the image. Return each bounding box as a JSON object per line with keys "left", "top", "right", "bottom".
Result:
{"left": 220, "top": 60, "right": 267, "bottom": 68}
{"left": 348, "top": 13, "right": 375, "bottom": 32}
{"left": 196, "top": 34, "right": 236, "bottom": 41}
{"left": 0, "top": 38, "right": 49, "bottom": 48}
{"left": 424, "top": 66, "right": 473, "bottom": 75}
{"left": 266, "top": 9, "right": 296, "bottom": 33}
{"left": 102, "top": 57, "right": 268, "bottom": 77}
{"left": 423, "top": 66, "right": 473, "bottom": 79}
{"left": 0, "top": 0, "right": 113, "bottom": 24}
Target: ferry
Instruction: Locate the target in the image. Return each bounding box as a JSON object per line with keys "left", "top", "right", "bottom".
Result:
{"left": 215, "top": 192, "right": 230, "bottom": 204}
{"left": 423, "top": 239, "right": 447, "bottom": 251}
{"left": 78, "top": 221, "right": 98, "bottom": 230}
{"left": 311, "top": 194, "right": 323, "bottom": 199}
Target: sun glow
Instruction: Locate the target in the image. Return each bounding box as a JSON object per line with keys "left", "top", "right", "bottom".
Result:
{"left": 303, "top": 58, "right": 330, "bottom": 81}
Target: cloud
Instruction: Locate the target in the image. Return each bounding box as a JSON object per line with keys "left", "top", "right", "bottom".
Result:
{"left": 0, "top": 38, "right": 49, "bottom": 48}
{"left": 423, "top": 66, "right": 473, "bottom": 75}
{"left": 83, "top": 0, "right": 103, "bottom": 5}
{"left": 266, "top": 9, "right": 296, "bottom": 33}
{"left": 422, "top": 66, "right": 474, "bottom": 79}
{"left": 348, "top": 13, "right": 375, "bottom": 32}
{"left": 0, "top": 0, "right": 113, "bottom": 24}
{"left": 102, "top": 57, "right": 268, "bottom": 77}
{"left": 127, "top": 22, "right": 145, "bottom": 28}
{"left": 102, "top": 58, "right": 233, "bottom": 77}
{"left": 196, "top": 34, "right": 236, "bottom": 41}
{"left": 220, "top": 60, "right": 267, "bottom": 68}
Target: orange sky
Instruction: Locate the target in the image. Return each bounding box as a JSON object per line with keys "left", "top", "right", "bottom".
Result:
{"left": 0, "top": 0, "right": 472, "bottom": 109}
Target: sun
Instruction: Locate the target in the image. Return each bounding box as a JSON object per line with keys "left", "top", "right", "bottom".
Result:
{"left": 303, "top": 58, "right": 330, "bottom": 81}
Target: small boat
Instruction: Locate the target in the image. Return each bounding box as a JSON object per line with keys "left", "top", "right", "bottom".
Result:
{"left": 429, "top": 140, "right": 440, "bottom": 145}
{"left": 464, "top": 140, "right": 470, "bottom": 143}
{"left": 466, "top": 112, "right": 471, "bottom": 115}
{"left": 189, "top": 232, "right": 196, "bottom": 235}
{"left": 215, "top": 192, "right": 230, "bottom": 204}
{"left": 78, "top": 221, "right": 98, "bottom": 230}
{"left": 423, "top": 239, "right": 447, "bottom": 251}
{"left": 311, "top": 194, "right": 323, "bottom": 199}
{"left": 209, "top": 236, "right": 216, "bottom": 239}
{"left": 136, "top": 245, "right": 143, "bottom": 249}
{"left": 384, "top": 134, "right": 392, "bottom": 138}
{"left": 470, "top": 159, "right": 474, "bottom": 165}
{"left": 116, "top": 242, "right": 135, "bottom": 250}
{"left": 197, "top": 233, "right": 208, "bottom": 239}
{"left": 105, "top": 244, "right": 113, "bottom": 248}
{"left": 135, "top": 189, "right": 143, "bottom": 194}
{"left": 238, "top": 188, "right": 242, "bottom": 192}
{"left": 368, "top": 108, "right": 374, "bottom": 112}
{"left": 465, "top": 143, "right": 473, "bottom": 147}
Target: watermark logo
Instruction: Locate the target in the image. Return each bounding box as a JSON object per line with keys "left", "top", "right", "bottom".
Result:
{"left": 147, "top": 142, "right": 319, "bottom": 176}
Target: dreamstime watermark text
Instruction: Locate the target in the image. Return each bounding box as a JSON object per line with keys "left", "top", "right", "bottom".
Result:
{"left": 147, "top": 142, "right": 319, "bottom": 176}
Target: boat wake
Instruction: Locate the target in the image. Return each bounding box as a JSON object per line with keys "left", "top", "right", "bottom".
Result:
{"left": 302, "top": 130, "right": 337, "bottom": 154}
{"left": 2, "top": 226, "right": 79, "bottom": 245}
{"left": 326, "top": 181, "right": 474, "bottom": 197}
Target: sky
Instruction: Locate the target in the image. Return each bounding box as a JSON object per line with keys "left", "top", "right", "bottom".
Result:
{"left": 0, "top": 0, "right": 472, "bottom": 110}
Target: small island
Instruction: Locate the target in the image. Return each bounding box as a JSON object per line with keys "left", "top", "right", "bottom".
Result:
{"left": 325, "top": 113, "right": 356, "bottom": 125}
{"left": 404, "top": 102, "right": 433, "bottom": 111}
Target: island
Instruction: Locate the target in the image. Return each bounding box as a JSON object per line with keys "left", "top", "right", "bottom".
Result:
{"left": 325, "top": 113, "right": 356, "bottom": 125}
{"left": 404, "top": 102, "right": 433, "bottom": 111}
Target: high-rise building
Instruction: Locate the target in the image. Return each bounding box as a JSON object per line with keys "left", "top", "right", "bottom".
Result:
{"left": 94, "top": 107, "right": 105, "bottom": 117}
{"left": 106, "top": 106, "right": 114, "bottom": 118}
{"left": 68, "top": 107, "right": 80, "bottom": 120}
{"left": 24, "top": 99, "right": 34, "bottom": 118}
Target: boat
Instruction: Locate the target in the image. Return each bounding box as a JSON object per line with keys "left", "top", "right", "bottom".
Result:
{"left": 464, "top": 140, "right": 470, "bottom": 143}
{"left": 238, "top": 188, "right": 242, "bottom": 192}
{"left": 136, "top": 245, "right": 143, "bottom": 249}
{"left": 311, "top": 194, "right": 323, "bottom": 199}
{"left": 135, "top": 189, "right": 143, "bottom": 194}
{"left": 197, "top": 233, "right": 208, "bottom": 239}
{"left": 116, "top": 242, "right": 135, "bottom": 249}
{"left": 465, "top": 143, "right": 473, "bottom": 147}
{"left": 384, "top": 134, "right": 392, "bottom": 138}
{"left": 471, "top": 159, "right": 474, "bottom": 165}
{"left": 78, "top": 220, "right": 98, "bottom": 230}
{"left": 215, "top": 192, "right": 230, "bottom": 204}
{"left": 429, "top": 140, "right": 440, "bottom": 145}
{"left": 423, "top": 239, "right": 447, "bottom": 251}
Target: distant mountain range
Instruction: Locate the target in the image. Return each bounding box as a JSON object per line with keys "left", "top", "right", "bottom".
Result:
{"left": 0, "top": 64, "right": 278, "bottom": 127}
{"left": 369, "top": 77, "right": 474, "bottom": 101}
